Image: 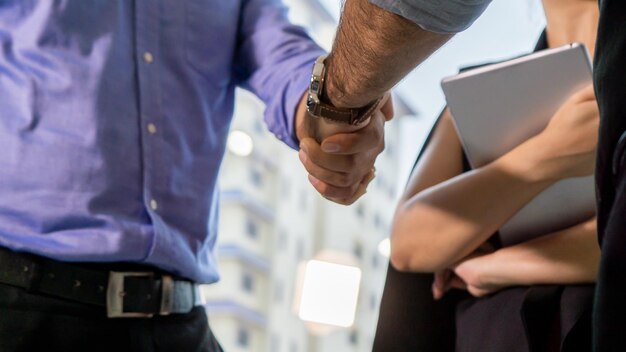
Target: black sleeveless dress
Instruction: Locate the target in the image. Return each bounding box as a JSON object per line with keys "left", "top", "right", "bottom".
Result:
{"left": 372, "top": 32, "right": 594, "bottom": 352}
{"left": 591, "top": 1, "right": 626, "bottom": 350}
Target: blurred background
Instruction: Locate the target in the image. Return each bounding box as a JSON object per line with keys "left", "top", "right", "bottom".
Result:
{"left": 201, "top": 1, "right": 546, "bottom": 351}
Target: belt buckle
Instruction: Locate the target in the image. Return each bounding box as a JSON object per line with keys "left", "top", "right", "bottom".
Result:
{"left": 106, "top": 271, "right": 159, "bottom": 318}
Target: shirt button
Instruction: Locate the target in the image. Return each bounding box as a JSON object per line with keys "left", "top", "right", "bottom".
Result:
{"left": 147, "top": 123, "right": 157, "bottom": 134}
{"left": 149, "top": 199, "right": 158, "bottom": 211}
{"left": 143, "top": 52, "right": 154, "bottom": 64}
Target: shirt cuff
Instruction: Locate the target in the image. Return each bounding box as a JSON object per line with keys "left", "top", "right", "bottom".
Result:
{"left": 260, "top": 55, "right": 316, "bottom": 151}
{"left": 369, "top": 0, "right": 492, "bottom": 34}
{"left": 282, "top": 67, "right": 311, "bottom": 150}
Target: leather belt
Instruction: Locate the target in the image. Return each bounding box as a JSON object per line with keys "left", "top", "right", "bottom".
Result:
{"left": 0, "top": 246, "right": 203, "bottom": 318}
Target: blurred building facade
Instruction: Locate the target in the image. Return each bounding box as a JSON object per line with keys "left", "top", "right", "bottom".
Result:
{"left": 200, "top": 1, "right": 416, "bottom": 351}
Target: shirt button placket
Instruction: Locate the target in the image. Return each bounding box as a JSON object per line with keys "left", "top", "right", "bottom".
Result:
{"left": 136, "top": 2, "right": 161, "bottom": 216}
{"left": 142, "top": 51, "right": 157, "bottom": 212}
{"left": 144, "top": 55, "right": 158, "bottom": 211}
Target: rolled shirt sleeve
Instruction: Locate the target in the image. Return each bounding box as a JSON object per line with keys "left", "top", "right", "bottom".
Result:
{"left": 234, "top": 0, "right": 325, "bottom": 149}
{"left": 369, "top": 0, "right": 492, "bottom": 34}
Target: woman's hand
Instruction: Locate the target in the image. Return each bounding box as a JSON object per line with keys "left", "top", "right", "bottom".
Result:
{"left": 452, "top": 253, "right": 505, "bottom": 297}
{"left": 432, "top": 243, "right": 497, "bottom": 299}
{"left": 432, "top": 251, "right": 512, "bottom": 299}
{"left": 432, "top": 268, "right": 465, "bottom": 300}
{"left": 527, "top": 85, "right": 599, "bottom": 181}
{"left": 433, "top": 218, "right": 599, "bottom": 299}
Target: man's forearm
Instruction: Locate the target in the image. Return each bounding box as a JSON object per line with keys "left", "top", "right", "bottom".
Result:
{"left": 325, "top": 0, "right": 452, "bottom": 108}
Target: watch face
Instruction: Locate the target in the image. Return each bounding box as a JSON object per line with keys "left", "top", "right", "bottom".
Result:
{"left": 306, "top": 96, "right": 314, "bottom": 109}
{"left": 310, "top": 80, "right": 320, "bottom": 92}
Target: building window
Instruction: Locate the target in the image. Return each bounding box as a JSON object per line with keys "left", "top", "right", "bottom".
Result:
{"left": 273, "top": 280, "right": 284, "bottom": 303}
{"left": 254, "top": 119, "right": 264, "bottom": 134}
{"left": 246, "top": 218, "right": 258, "bottom": 239}
{"left": 281, "top": 178, "right": 291, "bottom": 199}
{"left": 353, "top": 242, "right": 363, "bottom": 260}
{"left": 241, "top": 272, "right": 255, "bottom": 293}
{"left": 299, "top": 190, "right": 308, "bottom": 210}
{"left": 290, "top": 341, "right": 298, "bottom": 352}
{"left": 296, "top": 238, "right": 305, "bottom": 261}
{"left": 376, "top": 175, "right": 384, "bottom": 188}
{"left": 237, "top": 327, "right": 250, "bottom": 347}
{"left": 374, "top": 213, "right": 382, "bottom": 230}
{"left": 388, "top": 185, "right": 396, "bottom": 199}
{"left": 386, "top": 143, "right": 395, "bottom": 158}
{"left": 349, "top": 330, "right": 359, "bottom": 345}
{"left": 356, "top": 204, "right": 365, "bottom": 218}
{"left": 370, "top": 294, "right": 378, "bottom": 311}
{"left": 277, "top": 230, "right": 288, "bottom": 250}
{"left": 250, "top": 167, "right": 263, "bottom": 187}
{"left": 270, "top": 335, "right": 281, "bottom": 352}
{"left": 371, "top": 253, "right": 379, "bottom": 269}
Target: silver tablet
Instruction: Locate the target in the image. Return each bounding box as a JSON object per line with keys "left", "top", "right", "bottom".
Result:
{"left": 441, "top": 43, "right": 595, "bottom": 246}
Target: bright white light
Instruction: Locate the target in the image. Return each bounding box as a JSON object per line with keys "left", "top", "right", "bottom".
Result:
{"left": 227, "top": 130, "right": 253, "bottom": 157}
{"left": 298, "top": 260, "right": 362, "bottom": 327}
{"left": 378, "top": 238, "right": 391, "bottom": 258}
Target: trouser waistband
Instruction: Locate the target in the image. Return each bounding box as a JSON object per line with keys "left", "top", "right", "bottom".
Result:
{"left": 0, "top": 246, "right": 203, "bottom": 318}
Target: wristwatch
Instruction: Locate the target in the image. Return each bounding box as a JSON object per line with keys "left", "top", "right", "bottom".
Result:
{"left": 306, "top": 55, "right": 381, "bottom": 125}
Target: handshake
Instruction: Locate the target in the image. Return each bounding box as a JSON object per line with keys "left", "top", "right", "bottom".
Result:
{"left": 295, "top": 92, "right": 394, "bottom": 205}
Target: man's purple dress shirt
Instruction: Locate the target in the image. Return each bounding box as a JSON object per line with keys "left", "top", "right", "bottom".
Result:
{"left": 0, "top": 0, "right": 323, "bottom": 283}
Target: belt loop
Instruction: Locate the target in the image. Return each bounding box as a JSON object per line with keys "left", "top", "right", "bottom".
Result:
{"left": 160, "top": 275, "right": 173, "bottom": 315}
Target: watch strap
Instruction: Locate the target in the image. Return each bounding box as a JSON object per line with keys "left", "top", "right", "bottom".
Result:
{"left": 307, "top": 54, "right": 383, "bottom": 125}
{"left": 311, "top": 97, "right": 382, "bottom": 125}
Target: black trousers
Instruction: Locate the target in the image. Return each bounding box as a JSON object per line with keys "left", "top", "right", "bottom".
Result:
{"left": 593, "top": 0, "right": 626, "bottom": 351}
{"left": 0, "top": 282, "right": 223, "bottom": 352}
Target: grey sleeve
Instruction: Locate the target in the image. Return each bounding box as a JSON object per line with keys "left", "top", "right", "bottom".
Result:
{"left": 369, "top": 0, "right": 492, "bottom": 34}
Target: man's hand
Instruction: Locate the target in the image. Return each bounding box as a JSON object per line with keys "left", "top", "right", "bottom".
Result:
{"left": 295, "top": 93, "right": 393, "bottom": 205}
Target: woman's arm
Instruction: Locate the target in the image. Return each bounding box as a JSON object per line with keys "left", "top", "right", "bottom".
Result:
{"left": 452, "top": 217, "right": 599, "bottom": 297}
{"left": 391, "top": 112, "right": 552, "bottom": 272}
{"left": 391, "top": 86, "right": 598, "bottom": 273}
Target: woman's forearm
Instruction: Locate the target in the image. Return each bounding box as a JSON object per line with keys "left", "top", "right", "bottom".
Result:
{"left": 469, "top": 218, "right": 599, "bottom": 289}
{"left": 391, "top": 137, "right": 555, "bottom": 272}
